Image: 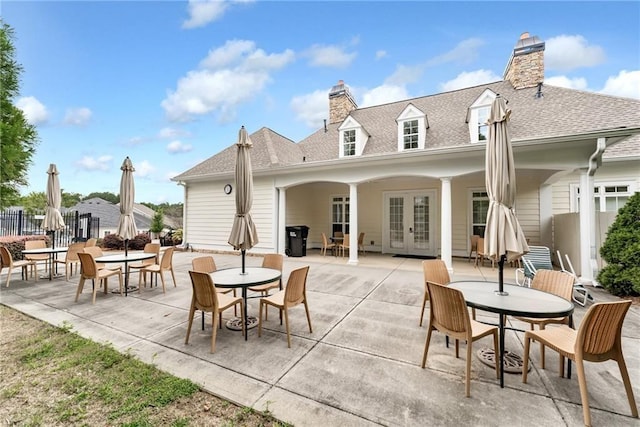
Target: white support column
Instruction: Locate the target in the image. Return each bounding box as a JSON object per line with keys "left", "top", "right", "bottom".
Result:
{"left": 440, "top": 177, "right": 452, "bottom": 272}
{"left": 348, "top": 183, "right": 358, "bottom": 265}
{"left": 277, "top": 188, "right": 286, "bottom": 254}
{"left": 578, "top": 170, "right": 594, "bottom": 284}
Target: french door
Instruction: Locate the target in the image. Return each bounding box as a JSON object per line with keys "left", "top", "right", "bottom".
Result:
{"left": 383, "top": 190, "right": 436, "bottom": 256}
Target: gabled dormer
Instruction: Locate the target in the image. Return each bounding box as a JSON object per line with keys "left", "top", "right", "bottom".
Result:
{"left": 396, "top": 104, "right": 428, "bottom": 151}
{"left": 466, "top": 89, "right": 497, "bottom": 144}
{"left": 338, "top": 116, "right": 369, "bottom": 158}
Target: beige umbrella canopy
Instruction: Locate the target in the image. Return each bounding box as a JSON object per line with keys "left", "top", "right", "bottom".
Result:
{"left": 483, "top": 96, "right": 529, "bottom": 294}
{"left": 42, "top": 164, "right": 66, "bottom": 248}
{"left": 115, "top": 157, "right": 138, "bottom": 255}
{"left": 228, "top": 126, "right": 259, "bottom": 273}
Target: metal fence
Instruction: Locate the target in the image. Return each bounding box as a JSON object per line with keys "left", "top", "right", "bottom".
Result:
{"left": 0, "top": 210, "right": 100, "bottom": 247}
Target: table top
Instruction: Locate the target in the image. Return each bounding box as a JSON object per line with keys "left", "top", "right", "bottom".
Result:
{"left": 95, "top": 252, "right": 157, "bottom": 263}
{"left": 211, "top": 267, "right": 282, "bottom": 289}
{"left": 449, "top": 280, "right": 574, "bottom": 319}
{"left": 22, "top": 247, "right": 68, "bottom": 254}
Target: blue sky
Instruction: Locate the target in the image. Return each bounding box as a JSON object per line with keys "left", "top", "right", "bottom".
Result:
{"left": 5, "top": 0, "right": 640, "bottom": 204}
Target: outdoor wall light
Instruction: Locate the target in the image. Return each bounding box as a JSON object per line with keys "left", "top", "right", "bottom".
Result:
{"left": 224, "top": 184, "right": 233, "bottom": 195}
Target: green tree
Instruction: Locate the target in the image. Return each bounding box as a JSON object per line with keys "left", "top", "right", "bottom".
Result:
{"left": 20, "top": 191, "right": 46, "bottom": 213}
{"left": 149, "top": 209, "right": 164, "bottom": 234}
{"left": 0, "top": 21, "right": 39, "bottom": 209}
{"left": 84, "top": 191, "right": 119, "bottom": 204}
{"left": 61, "top": 190, "right": 83, "bottom": 207}
{"left": 597, "top": 192, "right": 640, "bottom": 296}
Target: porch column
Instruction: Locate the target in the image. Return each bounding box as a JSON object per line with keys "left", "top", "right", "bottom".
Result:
{"left": 348, "top": 183, "right": 358, "bottom": 265}
{"left": 440, "top": 177, "right": 452, "bottom": 272}
{"left": 578, "top": 170, "right": 594, "bottom": 284}
{"left": 277, "top": 187, "right": 286, "bottom": 254}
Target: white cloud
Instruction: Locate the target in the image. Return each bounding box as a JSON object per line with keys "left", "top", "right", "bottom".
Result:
{"left": 158, "top": 127, "right": 191, "bottom": 139}
{"left": 167, "top": 140, "right": 193, "bottom": 153}
{"left": 128, "top": 136, "right": 145, "bottom": 145}
{"left": 76, "top": 155, "right": 113, "bottom": 172}
{"left": 305, "top": 44, "right": 357, "bottom": 68}
{"left": 360, "top": 84, "right": 409, "bottom": 108}
{"left": 290, "top": 89, "right": 327, "bottom": 128}
{"left": 16, "top": 96, "right": 49, "bottom": 125}
{"left": 439, "top": 69, "right": 501, "bottom": 92}
{"left": 545, "top": 35, "right": 606, "bottom": 72}
{"left": 375, "top": 50, "right": 387, "bottom": 60}
{"left": 545, "top": 75, "right": 589, "bottom": 90}
{"left": 426, "top": 38, "right": 484, "bottom": 66}
{"left": 182, "top": 0, "right": 228, "bottom": 29}
{"left": 162, "top": 40, "right": 294, "bottom": 122}
{"left": 63, "top": 107, "right": 92, "bottom": 126}
{"left": 599, "top": 70, "right": 640, "bottom": 99}
{"left": 135, "top": 160, "right": 155, "bottom": 178}
{"left": 386, "top": 64, "right": 425, "bottom": 86}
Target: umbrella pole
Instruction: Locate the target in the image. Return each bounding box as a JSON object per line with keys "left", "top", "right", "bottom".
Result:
{"left": 125, "top": 239, "right": 128, "bottom": 256}
{"left": 496, "top": 254, "right": 508, "bottom": 295}
{"left": 241, "top": 249, "right": 246, "bottom": 275}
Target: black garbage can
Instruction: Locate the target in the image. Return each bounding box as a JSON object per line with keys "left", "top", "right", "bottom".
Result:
{"left": 285, "top": 225, "right": 310, "bottom": 257}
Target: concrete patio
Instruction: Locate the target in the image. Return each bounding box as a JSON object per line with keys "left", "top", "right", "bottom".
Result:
{"left": 1, "top": 249, "right": 638, "bottom": 426}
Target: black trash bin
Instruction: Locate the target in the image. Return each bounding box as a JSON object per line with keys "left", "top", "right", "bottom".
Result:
{"left": 285, "top": 225, "right": 310, "bottom": 257}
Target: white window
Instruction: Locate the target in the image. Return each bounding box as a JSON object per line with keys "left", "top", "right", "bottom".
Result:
{"left": 396, "top": 104, "right": 427, "bottom": 151}
{"left": 570, "top": 182, "right": 635, "bottom": 213}
{"left": 467, "top": 89, "right": 496, "bottom": 144}
{"left": 338, "top": 117, "right": 369, "bottom": 157}
{"left": 469, "top": 190, "right": 489, "bottom": 236}
{"left": 331, "top": 196, "right": 350, "bottom": 236}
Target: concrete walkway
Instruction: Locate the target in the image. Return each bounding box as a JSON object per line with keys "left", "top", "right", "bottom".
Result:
{"left": 1, "top": 250, "right": 638, "bottom": 426}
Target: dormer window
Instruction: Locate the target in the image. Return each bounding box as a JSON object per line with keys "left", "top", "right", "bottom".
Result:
{"left": 338, "top": 116, "right": 369, "bottom": 157}
{"left": 396, "top": 104, "right": 427, "bottom": 151}
{"left": 467, "top": 89, "right": 496, "bottom": 144}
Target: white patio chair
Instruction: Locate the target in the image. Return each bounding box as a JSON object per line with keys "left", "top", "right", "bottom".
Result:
{"left": 557, "top": 250, "right": 594, "bottom": 307}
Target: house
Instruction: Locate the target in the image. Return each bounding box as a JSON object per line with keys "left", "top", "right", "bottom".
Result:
{"left": 172, "top": 32, "right": 640, "bottom": 285}
{"left": 70, "top": 198, "right": 153, "bottom": 238}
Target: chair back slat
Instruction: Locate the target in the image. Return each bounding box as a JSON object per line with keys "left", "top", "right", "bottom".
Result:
{"left": 578, "top": 301, "right": 631, "bottom": 356}
{"left": 65, "top": 242, "right": 86, "bottom": 261}
{"left": 25, "top": 240, "right": 47, "bottom": 250}
{"left": 192, "top": 256, "right": 216, "bottom": 273}
{"left": 0, "top": 246, "right": 13, "bottom": 267}
{"left": 188, "top": 271, "right": 219, "bottom": 312}
{"left": 284, "top": 266, "right": 309, "bottom": 306}
{"left": 522, "top": 246, "right": 553, "bottom": 278}
{"left": 262, "top": 253, "right": 284, "bottom": 271}
{"left": 426, "top": 282, "right": 469, "bottom": 334}
{"left": 530, "top": 269, "right": 575, "bottom": 301}
{"left": 78, "top": 252, "right": 98, "bottom": 278}
{"left": 423, "top": 259, "right": 450, "bottom": 286}
{"left": 160, "top": 247, "right": 174, "bottom": 269}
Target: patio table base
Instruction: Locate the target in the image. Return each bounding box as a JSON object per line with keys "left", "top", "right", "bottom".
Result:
{"left": 226, "top": 316, "right": 258, "bottom": 331}
{"left": 476, "top": 347, "right": 529, "bottom": 374}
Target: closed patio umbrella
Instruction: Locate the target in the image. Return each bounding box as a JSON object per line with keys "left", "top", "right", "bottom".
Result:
{"left": 116, "top": 157, "right": 138, "bottom": 256}
{"left": 42, "top": 163, "right": 65, "bottom": 249}
{"left": 484, "top": 96, "right": 529, "bottom": 295}
{"left": 228, "top": 126, "right": 258, "bottom": 274}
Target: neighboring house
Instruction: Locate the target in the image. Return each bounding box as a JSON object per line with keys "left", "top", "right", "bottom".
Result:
{"left": 70, "top": 198, "right": 152, "bottom": 237}
{"left": 172, "top": 32, "right": 640, "bottom": 285}
{"left": 129, "top": 203, "right": 180, "bottom": 230}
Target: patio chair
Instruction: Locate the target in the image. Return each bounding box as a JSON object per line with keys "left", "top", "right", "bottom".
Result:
{"left": 468, "top": 235, "right": 480, "bottom": 263}
{"left": 419, "top": 259, "right": 450, "bottom": 327}
{"left": 421, "top": 281, "right": 499, "bottom": 397}
{"left": 75, "top": 252, "right": 123, "bottom": 304}
{"left": 185, "top": 271, "right": 244, "bottom": 353}
{"left": 338, "top": 233, "right": 350, "bottom": 258}
{"left": 474, "top": 237, "right": 494, "bottom": 269}
{"left": 258, "top": 266, "right": 312, "bottom": 348}
{"left": 24, "top": 240, "right": 49, "bottom": 273}
{"left": 127, "top": 243, "right": 161, "bottom": 286}
{"left": 357, "top": 232, "right": 366, "bottom": 256}
{"left": 513, "top": 269, "right": 575, "bottom": 369}
{"left": 139, "top": 246, "right": 176, "bottom": 293}
{"left": 54, "top": 241, "right": 85, "bottom": 280}
{"left": 522, "top": 300, "right": 638, "bottom": 427}
{"left": 85, "top": 238, "right": 97, "bottom": 247}
{"left": 83, "top": 246, "right": 106, "bottom": 270}
{"left": 191, "top": 255, "right": 236, "bottom": 326}
{"left": 249, "top": 254, "right": 283, "bottom": 320}
{"left": 0, "top": 246, "right": 38, "bottom": 287}
{"left": 321, "top": 233, "right": 336, "bottom": 256}
{"left": 556, "top": 250, "right": 594, "bottom": 307}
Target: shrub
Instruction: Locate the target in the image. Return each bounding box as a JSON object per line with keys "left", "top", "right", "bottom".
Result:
{"left": 597, "top": 192, "right": 640, "bottom": 296}
{"left": 101, "top": 233, "right": 150, "bottom": 251}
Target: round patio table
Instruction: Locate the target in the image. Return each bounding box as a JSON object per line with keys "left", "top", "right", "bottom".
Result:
{"left": 448, "top": 280, "right": 574, "bottom": 387}
{"left": 22, "top": 247, "right": 68, "bottom": 280}
{"left": 95, "top": 252, "right": 157, "bottom": 296}
{"left": 210, "top": 267, "right": 282, "bottom": 341}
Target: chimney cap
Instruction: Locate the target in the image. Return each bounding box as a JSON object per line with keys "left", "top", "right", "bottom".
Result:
{"left": 514, "top": 33, "right": 545, "bottom": 56}
{"left": 329, "top": 80, "right": 349, "bottom": 96}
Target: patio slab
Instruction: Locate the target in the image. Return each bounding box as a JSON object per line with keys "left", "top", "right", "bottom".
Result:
{"left": 1, "top": 250, "right": 638, "bottom": 426}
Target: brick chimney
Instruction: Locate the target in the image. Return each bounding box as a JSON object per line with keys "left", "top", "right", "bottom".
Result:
{"left": 328, "top": 80, "right": 357, "bottom": 124}
{"left": 503, "top": 32, "right": 545, "bottom": 89}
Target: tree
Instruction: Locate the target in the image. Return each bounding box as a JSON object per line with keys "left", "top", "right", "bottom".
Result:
{"left": 0, "top": 20, "right": 39, "bottom": 209}
{"left": 149, "top": 209, "right": 164, "bottom": 236}
{"left": 597, "top": 192, "right": 640, "bottom": 296}
{"left": 84, "top": 191, "right": 119, "bottom": 204}
{"left": 20, "top": 191, "right": 46, "bottom": 213}
{"left": 61, "top": 190, "right": 83, "bottom": 207}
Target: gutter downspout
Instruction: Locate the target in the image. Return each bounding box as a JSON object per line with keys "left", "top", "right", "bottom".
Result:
{"left": 579, "top": 137, "right": 606, "bottom": 285}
